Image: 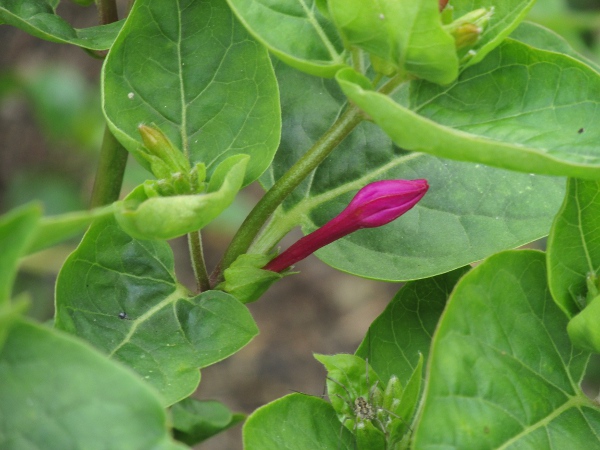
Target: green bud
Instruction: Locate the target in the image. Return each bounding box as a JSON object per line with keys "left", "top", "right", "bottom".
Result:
{"left": 382, "top": 375, "right": 403, "bottom": 415}
{"left": 138, "top": 124, "right": 190, "bottom": 175}
{"left": 567, "top": 294, "right": 600, "bottom": 353}
{"left": 444, "top": 7, "right": 494, "bottom": 51}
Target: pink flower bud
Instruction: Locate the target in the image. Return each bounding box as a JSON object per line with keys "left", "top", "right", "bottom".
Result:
{"left": 264, "top": 179, "right": 428, "bottom": 273}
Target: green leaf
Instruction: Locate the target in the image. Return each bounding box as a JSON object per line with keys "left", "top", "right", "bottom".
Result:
{"left": 0, "top": 0, "right": 122, "bottom": 50}
{"left": 102, "top": 0, "right": 280, "bottom": 186}
{"left": 260, "top": 61, "right": 564, "bottom": 281}
{"left": 0, "top": 203, "right": 41, "bottom": 304}
{"left": 243, "top": 393, "right": 355, "bottom": 450}
{"left": 567, "top": 294, "right": 600, "bottom": 353}
{"left": 355, "top": 267, "right": 469, "bottom": 382}
{"left": 510, "top": 22, "right": 600, "bottom": 73}
{"left": 338, "top": 36, "right": 600, "bottom": 179}
{"left": 547, "top": 179, "right": 600, "bottom": 317}
{"left": 26, "top": 204, "right": 115, "bottom": 255}
{"left": 225, "top": 0, "right": 346, "bottom": 77}
{"left": 414, "top": 250, "right": 600, "bottom": 448}
{"left": 172, "top": 398, "right": 244, "bottom": 446}
{"left": 0, "top": 319, "right": 184, "bottom": 450}
{"left": 451, "top": 0, "right": 536, "bottom": 68}
{"left": 328, "top": 0, "right": 458, "bottom": 84}
{"left": 114, "top": 155, "right": 249, "bottom": 240}
{"left": 55, "top": 216, "right": 258, "bottom": 406}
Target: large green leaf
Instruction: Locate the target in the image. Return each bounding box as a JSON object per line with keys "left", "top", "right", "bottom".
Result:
{"left": 0, "top": 319, "right": 184, "bottom": 450}
{"left": 55, "top": 216, "right": 258, "bottom": 406}
{"left": 258, "top": 61, "right": 564, "bottom": 281}
{"left": 338, "top": 37, "right": 600, "bottom": 179}
{"left": 243, "top": 393, "right": 355, "bottom": 449}
{"left": 102, "top": 0, "right": 280, "bottom": 186}
{"left": 547, "top": 179, "right": 600, "bottom": 318}
{"left": 0, "top": 0, "right": 122, "bottom": 50}
{"left": 414, "top": 250, "right": 600, "bottom": 448}
{"left": 0, "top": 204, "right": 40, "bottom": 304}
{"left": 225, "top": 0, "right": 346, "bottom": 77}
{"left": 355, "top": 267, "right": 470, "bottom": 383}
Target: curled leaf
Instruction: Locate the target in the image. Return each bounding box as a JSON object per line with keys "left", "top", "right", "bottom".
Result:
{"left": 115, "top": 155, "right": 249, "bottom": 240}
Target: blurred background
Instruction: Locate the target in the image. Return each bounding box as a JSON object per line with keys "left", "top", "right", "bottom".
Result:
{"left": 1, "top": 1, "right": 600, "bottom": 448}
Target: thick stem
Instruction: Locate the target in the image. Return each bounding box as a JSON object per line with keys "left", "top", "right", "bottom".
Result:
{"left": 97, "top": 0, "right": 119, "bottom": 25}
{"left": 217, "top": 105, "right": 364, "bottom": 279}
{"left": 90, "top": 127, "right": 129, "bottom": 207}
{"left": 188, "top": 231, "right": 210, "bottom": 293}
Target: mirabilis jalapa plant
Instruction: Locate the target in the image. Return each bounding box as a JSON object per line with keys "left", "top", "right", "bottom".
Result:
{"left": 3, "top": 0, "right": 600, "bottom": 448}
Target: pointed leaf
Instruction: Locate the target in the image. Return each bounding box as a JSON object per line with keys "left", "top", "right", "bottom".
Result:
{"left": 0, "top": 0, "right": 122, "bottom": 50}
{"left": 261, "top": 61, "right": 563, "bottom": 281}
{"left": 338, "top": 37, "right": 600, "bottom": 179}
{"left": 243, "top": 393, "right": 355, "bottom": 449}
{"left": 225, "top": 0, "right": 346, "bottom": 77}
{"left": 414, "top": 250, "right": 600, "bottom": 448}
{"left": 0, "top": 319, "right": 184, "bottom": 450}
{"left": 55, "top": 216, "right": 258, "bottom": 406}
{"left": 102, "top": 0, "right": 280, "bottom": 185}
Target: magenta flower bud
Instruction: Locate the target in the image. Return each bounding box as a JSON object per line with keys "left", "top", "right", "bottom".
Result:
{"left": 264, "top": 179, "right": 429, "bottom": 273}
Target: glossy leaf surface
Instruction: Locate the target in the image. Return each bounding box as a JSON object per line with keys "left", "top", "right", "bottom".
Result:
{"left": 414, "top": 251, "right": 600, "bottom": 448}
{"left": 0, "top": 0, "right": 121, "bottom": 50}
{"left": 259, "top": 61, "right": 564, "bottom": 281}
{"left": 0, "top": 320, "right": 184, "bottom": 450}
{"left": 103, "top": 0, "right": 280, "bottom": 185}
{"left": 55, "top": 216, "right": 258, "bottom": 406}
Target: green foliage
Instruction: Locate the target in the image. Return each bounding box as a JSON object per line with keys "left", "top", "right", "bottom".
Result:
{"left": 414, "top": 251, "right": 600, "bottom": 447}
{"left": 171, "top": 398, "right": 245, "bottom": 446}
{"left": 0, "top": 0, "right": 121, "bottom": 49}
{"left": 4, "top": 0, "right": 600, "bottom": 448}
{"left": 55, "top": 216, "right": 258, "bottom": 405}
{"left": 0, "top": 319, "right": 184, "bottom": 450}
{"left": 102, "top": 0, "right": 281, "bottom": 186}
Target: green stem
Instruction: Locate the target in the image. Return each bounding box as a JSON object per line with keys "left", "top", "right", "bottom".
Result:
{"left": 189, "top": 231, "right": 210, "bottom": 293}
{"left": 217, "top": 105, "right": 364, "bottom": 279}
{"left": 90, "top": 127, "right": 129, "bottom": 207}
{"left": 89, "top": 0, "right": 126, "bottom": 207}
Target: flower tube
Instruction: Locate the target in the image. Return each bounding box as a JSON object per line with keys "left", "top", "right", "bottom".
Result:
{"left": 264, "top": 179, "right": 429, "bottom": 272}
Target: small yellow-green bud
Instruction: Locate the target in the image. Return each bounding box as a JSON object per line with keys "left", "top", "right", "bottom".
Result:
{"left": 138, "top": 124, "right": 190, "bottom": 174}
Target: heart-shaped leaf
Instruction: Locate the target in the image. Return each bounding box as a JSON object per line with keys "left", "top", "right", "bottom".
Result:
{"left": 55, "top": 216, "right": 258, "bottom": 406}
